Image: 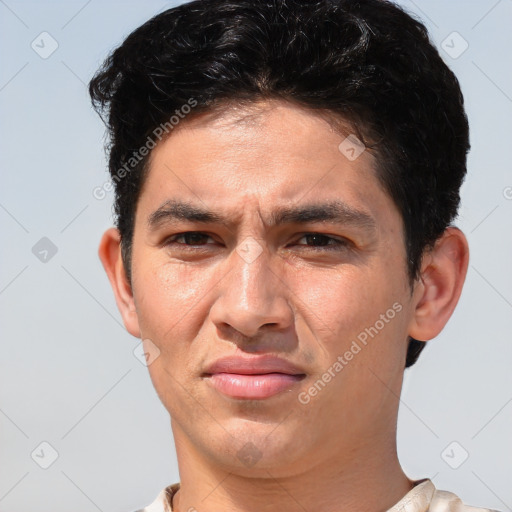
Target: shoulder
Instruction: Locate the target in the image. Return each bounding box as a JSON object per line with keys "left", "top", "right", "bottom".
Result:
{"left": 388, "top": 479, "right": 500, "bottom": 512}
{"left": 430, "top": 488, "right": 501, "bottom": 512}
{"left": 135, "top": 480, "right": 500, "bottom": 512}
{"left": 133, "top": 483, "right": 179, "bottom": 512}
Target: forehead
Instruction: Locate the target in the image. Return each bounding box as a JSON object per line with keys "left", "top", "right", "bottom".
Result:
{"left": 137, "top": 100, "right": 399, "bottom": 228}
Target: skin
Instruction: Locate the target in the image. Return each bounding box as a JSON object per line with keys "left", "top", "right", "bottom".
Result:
{"left": 99, "top": 100, "right": 469, "bottom": 512}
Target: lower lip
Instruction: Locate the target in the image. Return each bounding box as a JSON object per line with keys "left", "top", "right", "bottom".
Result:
{"left": 205, "top": 372, "right": 305, "bottom": 399}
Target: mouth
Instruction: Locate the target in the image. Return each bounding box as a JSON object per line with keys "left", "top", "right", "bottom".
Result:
{"left": 203, "top": 372, "right": 306, "bottom": 399}
{"left": 202, "top": 355, "right": 307, "bottom": 400}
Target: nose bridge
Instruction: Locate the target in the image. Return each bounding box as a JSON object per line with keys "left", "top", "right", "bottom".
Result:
{"left": 210, "top": 236, "right": 292, "bottom": 336}
{"left": 233, "top": 236, "right": 272, "bottom": 309}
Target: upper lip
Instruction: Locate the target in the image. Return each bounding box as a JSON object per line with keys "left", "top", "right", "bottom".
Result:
{"left": 203, "top": 355, "right": 306, "bottom": 376}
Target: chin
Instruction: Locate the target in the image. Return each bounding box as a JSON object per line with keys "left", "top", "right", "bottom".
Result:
{"left": 203, "top": 418, "right": 309, "bottom": 475}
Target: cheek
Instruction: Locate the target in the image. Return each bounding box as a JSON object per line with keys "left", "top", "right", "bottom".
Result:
{"left": 132, "top": 258, "right": 214, "bottom": 411}
{"left": 291, "top": 263, "right": 409, "bottom": 374}
{"left": 292, "top": 266, "right": 387, "bottom": 337}
{"left": 132, "top": 256, "right": 214, "bottom": 347}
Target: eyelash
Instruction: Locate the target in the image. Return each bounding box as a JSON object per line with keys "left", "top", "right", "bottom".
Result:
{"left": 164, "top": 232, "right": 350, "bottom": 252}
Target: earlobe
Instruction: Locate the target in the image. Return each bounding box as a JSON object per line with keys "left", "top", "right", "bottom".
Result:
{"left": 98, "top": 228, "right": 141, "bottom": 338}
{"left": 408, "top": 227, "right": 469, "bottom": 342}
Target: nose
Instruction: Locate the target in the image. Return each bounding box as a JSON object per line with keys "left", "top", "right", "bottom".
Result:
{"left": 209, "top": 238, "right": 294, "bottom": 340}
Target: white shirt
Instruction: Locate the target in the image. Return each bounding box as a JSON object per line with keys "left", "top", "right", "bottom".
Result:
{"left": 136, "top": 479, "right": 499, "bottom": 511}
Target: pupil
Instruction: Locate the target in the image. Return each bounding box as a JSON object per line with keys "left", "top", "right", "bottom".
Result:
{"left": 307, "top": 234, "right": 328, "bottom": 246}
{"left": 188, "top": 233, "right": 205, "bottom": 244}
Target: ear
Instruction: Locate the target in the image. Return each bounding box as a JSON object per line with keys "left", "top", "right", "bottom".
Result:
{"left": 408, "top": 227, "right": 469, "bottom": 342}
{"left": 98, "top": 228, "right": 141, "bottom": 338}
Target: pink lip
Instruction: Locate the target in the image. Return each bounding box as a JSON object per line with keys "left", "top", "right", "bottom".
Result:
{"left": 206, "top": 373, "right": 304, "bottom": 399}
{"left": 203, "top": 356, "right": 306, "bottom": 399}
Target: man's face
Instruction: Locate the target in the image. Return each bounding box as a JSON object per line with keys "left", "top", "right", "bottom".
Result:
{"left": 128, "top": 101, "right": 416, "bottom": 475}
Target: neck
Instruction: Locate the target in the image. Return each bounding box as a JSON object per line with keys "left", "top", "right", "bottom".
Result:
{"left": 171, "top": 424, "right": 413, "bottom": 512}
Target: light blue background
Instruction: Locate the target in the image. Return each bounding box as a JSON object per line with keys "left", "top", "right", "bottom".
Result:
{"left": 1, "top": 1, "right": 511, "bottom": 511}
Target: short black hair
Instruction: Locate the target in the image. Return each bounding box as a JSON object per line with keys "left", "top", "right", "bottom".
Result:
{"left": 89, "top": 0, "right": 470, "bottom": 368}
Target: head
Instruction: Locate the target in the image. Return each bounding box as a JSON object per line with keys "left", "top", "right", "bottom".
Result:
{"left": 90, "top": 0, "right": 470, "bottom": 475}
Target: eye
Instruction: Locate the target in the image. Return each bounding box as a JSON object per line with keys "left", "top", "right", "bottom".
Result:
{"left": 293, "top": 233, "right": 350, "bottom": 251}
{"left": 165, "top": 231, "right": 216, "bottom": 247}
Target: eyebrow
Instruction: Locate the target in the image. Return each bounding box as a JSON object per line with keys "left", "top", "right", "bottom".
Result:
{"left": 147, "top": 199, "right": 376, "bottom": 232}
